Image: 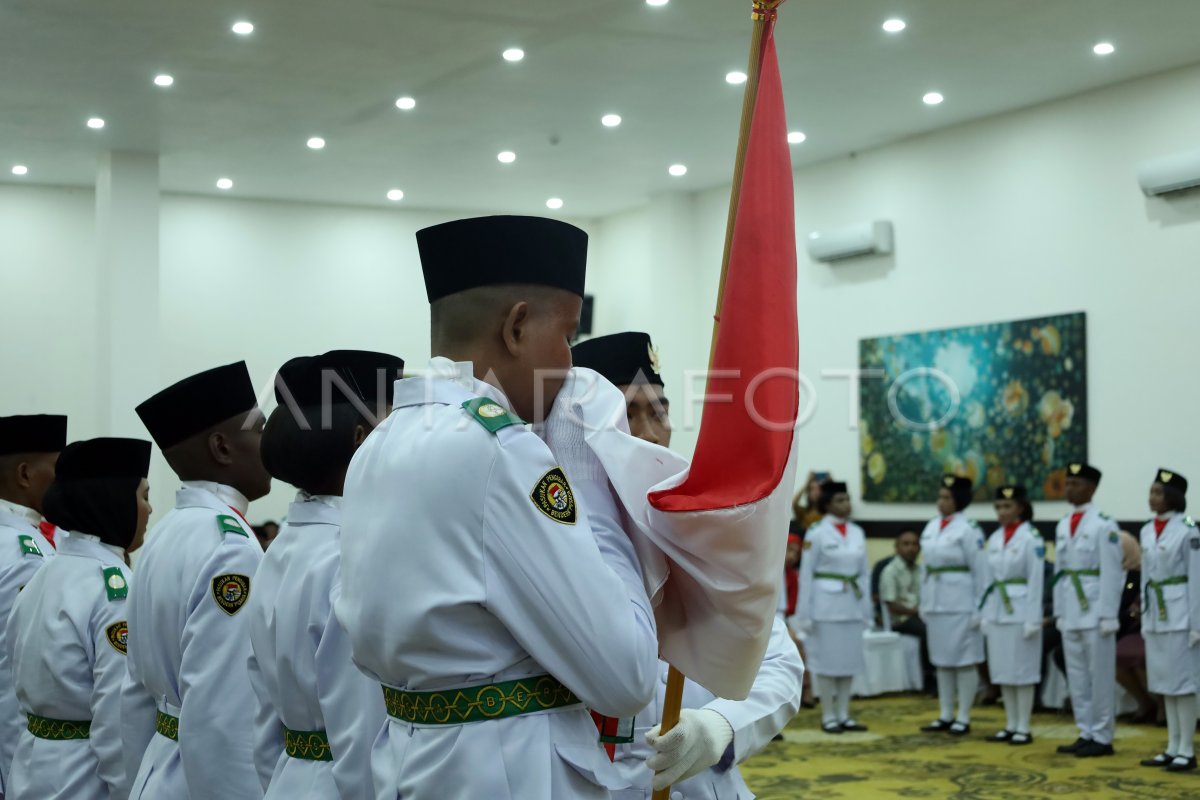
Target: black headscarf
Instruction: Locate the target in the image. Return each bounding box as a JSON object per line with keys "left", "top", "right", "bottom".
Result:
{"left": 42, "top": 438, "right": 151, "bottom": 549}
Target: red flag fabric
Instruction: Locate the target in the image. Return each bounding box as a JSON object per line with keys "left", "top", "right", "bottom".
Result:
{"left": 649, "top": 17, "right": 797, "bottom": 513}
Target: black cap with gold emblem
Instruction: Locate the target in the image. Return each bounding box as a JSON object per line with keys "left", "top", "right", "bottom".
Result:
{"left": 1064, "top": 462, "right": 1102, "bottom": 485}
{"left": 416, "top": 215, "right": 588, "bottom": 303}
{"left": 941, "top": 474, "right": 974, "bottom": 510}
{"left": 571, "top": 331, "right": 664, "bottom": 388}
{"left": 1155, "top": 468, "right": 1188, "bottom": 494}
{"left": 995, "top": 484, "right": 1028, "bottom": 502}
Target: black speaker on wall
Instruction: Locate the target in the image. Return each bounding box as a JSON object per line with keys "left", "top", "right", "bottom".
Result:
{"left": 578, "top": 294, "right": 594, "bottom": 337}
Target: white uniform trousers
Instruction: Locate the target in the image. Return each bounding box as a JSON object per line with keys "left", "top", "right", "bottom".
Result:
{"left": 1062, "top": 627, "right": 1116, "bottom": 744}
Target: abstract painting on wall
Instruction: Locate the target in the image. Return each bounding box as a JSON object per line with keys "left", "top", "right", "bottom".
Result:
{"left": 859, "top": 312, "right": 1087, "bottom": 502}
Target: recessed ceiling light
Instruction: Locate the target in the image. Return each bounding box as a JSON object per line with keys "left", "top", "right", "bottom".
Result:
{"left": 726, "top": 71, "right": 747, "bottom": 85}
{"left": 86, "top": 117, "right": 105, "bottom": 129}
{"left": 668, "top": 164, "right": 687, "bottom": 177}
{"left": 1093, "top": 42, "right": 1115, "bottom": 56}
{"left": 11, "top": 165, "right": 28, "bottom": 176}
{"left": 502, "top": 48, "right": 525, "bottom": 63}
{"left": 154, "top": 74, "right": 174, "bottom": 87}
{"left": 922, "top": 91, "right": 944, "bottom": 105}
{"left": 646, "top": 0, "right": 669, "bottom": 6}
{"left": 232, "top": 21, "right": 254, "bottom": 35}
{"left": 787, "top": 131, "right": 807, "bottom": 144}
{"left": 601, "top": 113, "right": 622, "bottom": 128}
{"left": 395, "top": 96, "right": 416, "bottom": 111}
{"left": 546, "top": 198, "right": 564, "bottom": 210}
{"left": 497, "top": 150, "right": 516, "bottom": 164}
{"left": 216, "top": 178, "right": 233, "bottom": 190}
{"left": 882, "top": 18, "right": 906, "bottom": 33}
{"left": 306, "top": 137, "right": 326, "bottom": 150}
{"left": 386, "top": 189, "right": 404, "bottom": 202}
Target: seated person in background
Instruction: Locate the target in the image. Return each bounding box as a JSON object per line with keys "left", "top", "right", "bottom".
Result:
{"left": 880, "top": 530, "right": 933, "bottom": 690}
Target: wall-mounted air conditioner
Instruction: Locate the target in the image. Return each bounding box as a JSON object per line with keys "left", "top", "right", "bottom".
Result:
{"left": 806, "top": 221, "right": 894, "bottom": 263}
{"left": 1137, "top": 149, "right": 1200, "bottom": 196}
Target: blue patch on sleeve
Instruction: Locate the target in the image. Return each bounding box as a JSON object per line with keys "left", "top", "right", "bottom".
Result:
{"left": 1108, "top": 531, "right": 1119, "bottom": 544}
{"left": 1035, "top": 545, "right": 1046, "bottom": 559}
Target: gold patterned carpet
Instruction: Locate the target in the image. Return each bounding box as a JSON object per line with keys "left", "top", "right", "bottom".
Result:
{"left": 741, "top": 694, "right": 1199, "bottom": 799}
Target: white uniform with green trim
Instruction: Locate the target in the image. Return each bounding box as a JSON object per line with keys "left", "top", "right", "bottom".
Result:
{"left": 123, "top": 482, "right": 264, "bottom": 800}
{"left": 338, "top": 358, "right": 659, "bottom": 800}
{"left": 6, "top": 532, "right": 151, "bottom": 800}
{"left": 0, "top": 500, "right": 55, "bottom": 794}
{"left": 919, "top": 513, "right": 986, "bottom": 667}
{"left": 1139, "top": 513, "right": 1200, "bottom": 696}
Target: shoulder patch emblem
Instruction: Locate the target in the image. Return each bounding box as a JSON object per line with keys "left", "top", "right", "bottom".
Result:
{"left": 217, "top": 514, "right": 248, "bottom": 538}
{"left": 1108, "top": 531, "right": 1119, "bottom": 544}
{"left": 462, "top": 398, "right": 524, "bottom": 434}
{"left": 105, "top": 621, "right": 129, "bottom": 654}
{"left": 211, "top": 574, "right": 251, "bottom": 615}
{"left": 17, "top": 535, "right": 43, "bottom": 558}
{"left": 1186, "top": 516, "right": 1196, "bottom": 528}
{"left": 102, "top": 567, "right": 128, "bottom": 601}
{"left": 1035, "top": 544, "right": 1046, "bottom": 559}
{"left": 1190, "top": 537, "right": 1200, "bottom": 550}
{"left": 530, "top": 467, "right": 577, "bottom": 525}
{"left": 803, "top": 539, "right": 813, "bottom": 551}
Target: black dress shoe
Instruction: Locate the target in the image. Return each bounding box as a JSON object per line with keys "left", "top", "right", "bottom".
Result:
{"left": 921, "top": 719, "right": 954, "bottom": 733}
{"left": 986, "top": 730, "right": 1013, "bottom": 743}
{"left": 1009, "top": 732, "right": 1033, "bottom": 746}
{"left": 1075, "top": 741, "right": 1115, "bottom": 758}
{"left": 948, "top": 722, "right": 971, "bottom": 736}
{"left": 841, "top": 720, "right": 869, "bottom": 732}
{"left": 821, "top": 721, "right": 845, "bottom": 734}
{"left": 1166, "top": 756, "right": 1198, "bottom": 772}
{"left": 1140, "top": 753, "right": 1176, "bottom": 767}
{"left": 1057, "top": 737, "right": 1091, "bottom": 754}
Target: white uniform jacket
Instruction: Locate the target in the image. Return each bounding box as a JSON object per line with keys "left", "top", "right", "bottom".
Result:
{"left": 919, "top": 513, "right": 986, "bottom": 615}
{"left": 1052, "top": 504, "right": 1123, "bottom": 630}
{"left": 248, "top": 494, "right": 384, "bottom": 800}
{"left": 794, "top": 518, "right": 871, "bottom": 624}
{"left": 611, "top": 616, "right": 803, "bottom": 800}
{"left": 123, "top": 482, "right": 264, "bottom": 800}
{"left": 336, "top": 359, "right": 659, "bottom": 799}
{"left": 1139, "top": 514, "right": 1200, "bottom": 635}
{"left": 979, "top": 523, "right": 1045, "bottom": 627}
{"left": 6, "top": 533, "right": 150, "bottom": 800}
{"left": 0, "top": 501, "right": 55, "bottom": 793}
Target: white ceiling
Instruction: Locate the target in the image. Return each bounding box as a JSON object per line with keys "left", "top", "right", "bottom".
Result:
{"left": 2, "top": 0, "right": 1200, "bottom": 218}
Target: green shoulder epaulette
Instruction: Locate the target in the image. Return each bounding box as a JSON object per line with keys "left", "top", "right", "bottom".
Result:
{"left": 102, "top": 566, "right": 128, "bottom": 601}
{"left": 462, "top": 398, "right": 524, "bottom": 434}
{"left": 968, "top": 519, "right": 980, "bottom": 528}
{"left": 1099, "top": 512, "right": 1113, "bottom": 521}
{"left": 17, "top": 535, "right": 42, "bottom": 558}
{"left": 217, "top": 514, "right": 248, "bottom": 538}
{"left": 1186, "top": 516, "right": 1196, "bottom": 528}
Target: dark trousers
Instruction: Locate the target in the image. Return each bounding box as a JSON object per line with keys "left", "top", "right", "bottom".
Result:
{"left": 894, "top": 616, "right": 935, "bottom": 690}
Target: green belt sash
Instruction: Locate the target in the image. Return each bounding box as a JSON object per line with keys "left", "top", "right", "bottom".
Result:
{"left": 1051, "top": 568, "right": 1099, "bottom": 612}
{"left": 382, "top": 675, "right": 581, "bottom": 725}
{"left": 156, "top": 710, "right": 179, "bottom": 741}
{"left": 979, "top": 578, "right": 1028, "bottom": 614}
{"left": 814, "top": 572, "right": 863, "bottom": 599}
{"left": 284, "top": 727, "right": 333, "bottom": 761}
{"left": 27, "top": 714, "right": 90, "bottom": 740}
{"left": 926, "top": 565, "right": 970, "bottom": 578}
{"left": 1145, "top": 576, "right": 1188, "bottom": 622}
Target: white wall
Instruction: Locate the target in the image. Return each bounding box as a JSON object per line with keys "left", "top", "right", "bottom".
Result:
{"left": 589, "top": 61, "right": 1200, "bottom": 523}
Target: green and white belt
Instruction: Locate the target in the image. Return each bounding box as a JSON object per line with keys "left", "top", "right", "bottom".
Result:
{"left": 382, "top": 675, "right": 581, "bottom": 725}
{"left": 979, "top": 578, "right": 1028, "bottom": 614}
{"left": 284, "top": 726, "right": 333, "bottom": 761}
{"left": 27, "top": 714, "right": 90, "bottom": 740}
{"left": 814, "top": 572, "right": 863, "bottom": 599}
{"left": 1145, "top": 576, "right": 1188, "bottom": 622}
{"left": 1051, "top": 568, "right": 1099, "bottom": 612}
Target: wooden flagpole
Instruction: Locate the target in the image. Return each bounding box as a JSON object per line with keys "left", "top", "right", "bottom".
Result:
{"left": 651, "top": 3, "right": 782, "bottom": 798}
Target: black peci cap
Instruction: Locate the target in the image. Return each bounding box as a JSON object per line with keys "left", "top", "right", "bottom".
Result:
{"left": 417, "top": 215, "right": 588, "bottom": 303}
{"left": 1155, "top": 468, "right": 1188, "bottom": 494}
{"left": 572, "top": 332, "right": 664, "bottom": 388}
{"left": 995, "top": 484, "right": 1028, "bottom": 502}
{"left": 1065, "top": 462, "right": 1102, "bottom": 484}
{"left": 0, "top": 415, "right": 67, "bottom": 456}
{"left": 136, "top": 362, "right": 259, "bottom": 450}
{"left": 823, "top": 481, "right": 849, "bottom": 496}
{"left": 941, "top": 474, "right": 974, "bottom": 510}
{"left": 274, "top": 350, "right": 405, "bottom": 408}
{"left": 55, "top": 438, "right": 151, "bottom": 481}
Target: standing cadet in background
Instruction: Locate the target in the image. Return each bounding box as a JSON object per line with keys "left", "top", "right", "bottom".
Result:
{"left": 919, "top": 475, "right": 986, "bottom": 736}
{"left": 1052, "top": 462, "right": 1123, "bottom": 759}
{"left": 572, "top": 331, "right": 804, "bottom": 798}
{"left": 248, "top": 350, "right": 403, "bottom": 799}
{"left": 337, "top": 216, "right": 659, "bottom": 799}
{"left": 979, "top": 485, "right": 1044, "bottom": 746}
{"left": 792, "top": 481, "right": 871, "bottom": 734}
{"left": 0, "top": 414, "right": 66, "bottom": 795}
{"left": 1138, "top": 469, "right": 1198, "bottom": 772}
{"left": 125, "top": 362, "right": 273, "bottom": 800}
{"left": 6, "top": 438, "right": 156, "bottom": 799}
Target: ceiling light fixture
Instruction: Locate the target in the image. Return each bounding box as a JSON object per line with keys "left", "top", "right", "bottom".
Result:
{"left": 882, "top": 19, "right": 906, "bottom": 33}
{"left": 1093, "top": 42, "right": 1115, "bottom": 56}
{"left": 646, "top": 0, "right": 669, "bottom": 5}
{"left": 232, "top": 21, "right": 254, "bottom": 35}
{"left": 922, "top": 91, "right": 944, "bottom": 105}
{"left": 725, "top": 71, "right": 747, "bottom": 85}
{"left": 601, "top": 113, "right": 622, "bottom": 128}
{"left": 497, "top": 151, "right": 516, "bottom": 164}
{"left": 154, "top": 74, "right": 174, "bottom": 87}
{"left": 787, "top": 131, "right": 807, "bottom": 144}
{"left": 502, "top": 48, "right": 525, "bottom": 63}
{"left": 216, "top": 178, "right": 233, "bottom": 190}
{"left": 386, "top": 189, "right": 404, "bottom": 202}
{"left": 546, "top": 198, "right": 564, "bottom": 210}
{"left": 668, "top": 164, "right": 687, "bottom": 177}
{"left": 395, "top": 96, "right": 416, "bottom": 110}
{"left": 86, "top": 117, "right": 105, "bottom": 129}
{"left": 11, "top": 165, "right": 28, "bottom": 176}
{"left": 306, "top": 137, "right": 326, "bottom": 150}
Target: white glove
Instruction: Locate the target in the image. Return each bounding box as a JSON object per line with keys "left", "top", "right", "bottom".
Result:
{"left": 1189, "top": 631, "right": 1200, "bottom": 648}
{"left": 979, "top": 619, "right": 989, "bottom": 635}
{"left": 645, "top": 708, "right": 734, "bottom": 790}
{"left": 1098, "top": 618, "right": 1119, "bottom": 636}
{"left": 540, "top": 370, "right": 605, "bottom": 482}
{"left": 1055, "top": 617, "right": 1066, "bottom": 632}
{"left": 968, "top": 613, "right": 982, "bottom": 631}
{"left": 792, "top": 618, "right": 813, "bottom": 635}
{"left": 1023, "top": 622, "right": 1041, "bottom": 639}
